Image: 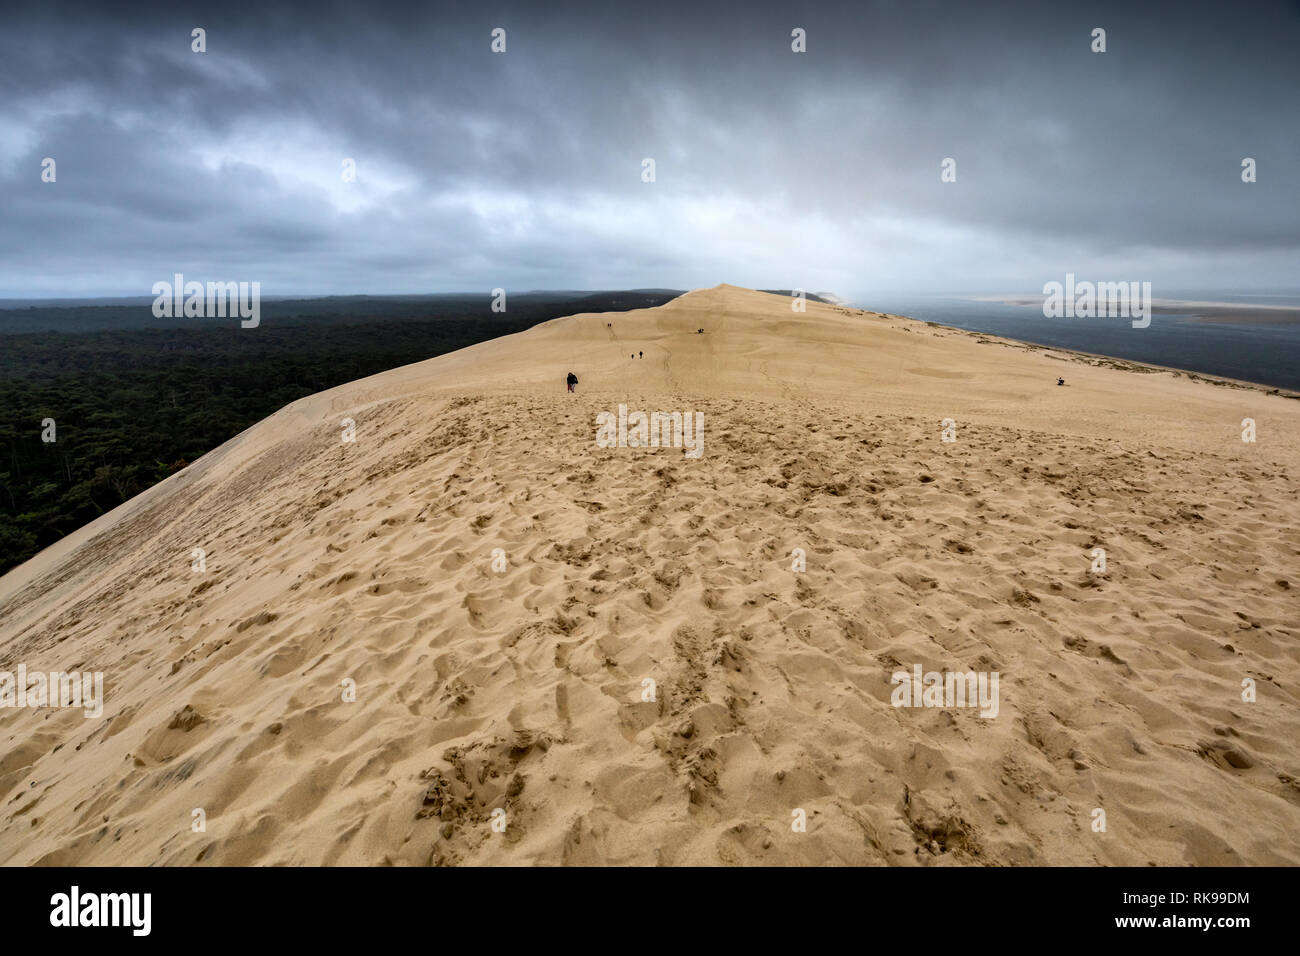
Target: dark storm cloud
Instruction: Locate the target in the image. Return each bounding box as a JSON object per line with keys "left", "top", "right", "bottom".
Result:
{"left": 1, "top": 0, "right": 1297, "bottom": 299}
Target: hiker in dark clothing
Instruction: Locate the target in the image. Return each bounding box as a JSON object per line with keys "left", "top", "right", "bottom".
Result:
{"left": 566, "top": 371, "right": 578, "bottom": 392}
{"left": 638, "top": 351, "right": 643, "bottom": 359}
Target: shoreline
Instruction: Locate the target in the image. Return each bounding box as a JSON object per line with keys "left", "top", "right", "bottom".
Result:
{"left": 975, "top": 295, "right": 1300, "bottom": 324}
{"left": 885, "top": 309, "right": 1300, "bottom": 398}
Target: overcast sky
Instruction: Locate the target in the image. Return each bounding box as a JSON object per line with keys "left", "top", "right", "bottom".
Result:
{"left": 1, "top": 0, "right": 1296, "bottom": 302}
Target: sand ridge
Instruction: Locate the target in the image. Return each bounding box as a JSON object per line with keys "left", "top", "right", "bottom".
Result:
{"left": 1, "top": 284, "right": 1298, "bottom": 865}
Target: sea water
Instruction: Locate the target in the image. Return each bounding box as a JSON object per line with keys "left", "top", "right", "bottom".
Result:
{"left": 864, "top": 294, "right": 1300, "bottom": 391}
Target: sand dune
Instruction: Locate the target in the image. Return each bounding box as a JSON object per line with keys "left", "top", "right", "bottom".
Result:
{"left": 1, "top": 284, "right": 1298, "bottom": 866}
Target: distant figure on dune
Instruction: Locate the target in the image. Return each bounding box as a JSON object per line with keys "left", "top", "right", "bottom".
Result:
{"left": 697, "top": 328, "right": 703, "bottom": 334}
{"left": 639, "top": 351, "right": 643, "bottom": 359}
{"left": 566, "top": 371, "right": 578, "bottom": 392}
{"left": 1057, "top": 377, "right": 1065, "bottom": 386}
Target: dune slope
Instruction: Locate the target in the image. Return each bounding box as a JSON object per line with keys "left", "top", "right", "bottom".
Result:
{"left": 1, "top": 284, "right": 1298, "bottom": 866}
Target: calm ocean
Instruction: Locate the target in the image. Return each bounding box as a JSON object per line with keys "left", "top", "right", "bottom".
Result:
{"left": 863, "top": 294, "right": 1300, "bottom": 391}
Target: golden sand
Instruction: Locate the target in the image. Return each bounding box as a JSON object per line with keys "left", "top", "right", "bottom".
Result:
{"left": 2, "top": 285, "right": 1297, "bottom": 865}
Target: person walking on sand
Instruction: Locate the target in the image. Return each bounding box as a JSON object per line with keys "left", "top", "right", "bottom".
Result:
{"left": 566, "top": 371, "right": 578, "bottom": 393}
{"left": 639, "top": 351, "right": 643, "bottom": 359}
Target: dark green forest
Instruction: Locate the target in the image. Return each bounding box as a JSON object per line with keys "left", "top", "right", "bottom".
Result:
{"left": 0, "top": 291, "right": 679, "bottom": 575}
